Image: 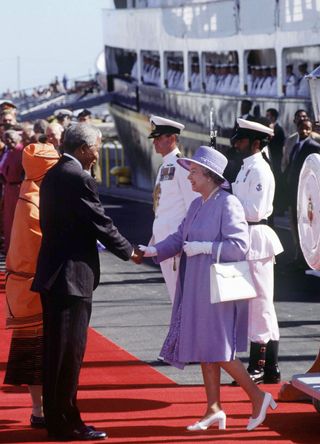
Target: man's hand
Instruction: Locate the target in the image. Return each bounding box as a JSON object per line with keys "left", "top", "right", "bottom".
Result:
{"left": 138, "top": 245, "right": 157, "bottom": 257}
{"left": 131, "top": 245, "right": 144, "bottom": 264}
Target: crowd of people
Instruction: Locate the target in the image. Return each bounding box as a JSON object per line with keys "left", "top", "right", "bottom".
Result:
{"left": 135, "top": 55, "right": 312, "bottom": 97}
{"left": 0, "top": 74, "right": 102, "bottom": 109}
{"left": 2, "top": 95, "right": 319, "bottom": 441}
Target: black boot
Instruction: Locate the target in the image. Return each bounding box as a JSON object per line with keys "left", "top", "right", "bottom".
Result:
{"left": 264, "top": 340, "right": 281, "bottom": 383}
{"left": 247, "top": 342, "right": 266, "bottom": 384}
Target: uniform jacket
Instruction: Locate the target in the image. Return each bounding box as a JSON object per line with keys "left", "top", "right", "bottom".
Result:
{"left": 232, "top": 152, "right": 283, "bottom": 260}
{"left": 152, "top": 147, "right": 198, "bottom": 243}
{"left": 32, "top": 155, "right": 133, "bottom": 296}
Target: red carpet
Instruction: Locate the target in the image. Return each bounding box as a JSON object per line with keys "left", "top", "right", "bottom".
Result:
{"left": 1, "top": 274, "right": 319, "bottom": 443}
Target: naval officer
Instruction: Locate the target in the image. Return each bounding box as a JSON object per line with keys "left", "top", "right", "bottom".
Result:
{"left": 148, "top": 116, "right": 198, "bottom": 302}
{"left": 231, "top": 118, "right": 283, "bottom": 384}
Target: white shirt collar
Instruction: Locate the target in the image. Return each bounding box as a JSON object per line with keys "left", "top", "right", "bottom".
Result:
{"left": 243, "top": 152, "right": 262, "bottom": 166}
{"left": 163, "top": 147, "right": 180, "bottom": 163}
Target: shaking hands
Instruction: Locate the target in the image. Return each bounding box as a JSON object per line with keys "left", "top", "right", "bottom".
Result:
{"left": 131, "top": 245, "right": 158, "bottom": 264}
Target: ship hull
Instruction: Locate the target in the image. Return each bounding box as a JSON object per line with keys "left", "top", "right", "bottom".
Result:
{"left": 109, "top": 81, "right": 310, "bottom": 191}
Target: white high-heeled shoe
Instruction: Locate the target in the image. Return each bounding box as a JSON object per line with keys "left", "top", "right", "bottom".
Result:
{"left": 247, "top": 392, "right": 277, "bottom": 431}
{"left": 187, "top": 410, "right": 226, "bottom": 431}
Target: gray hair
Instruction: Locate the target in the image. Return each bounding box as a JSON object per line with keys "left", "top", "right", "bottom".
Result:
{"left": 63, "top": 123, "right": 101, "bottom": 154}
{"left": 4, "top": 130, "right": 21, "bottom": 143}
{"left": 201, "top": 166, "right": 224, "bottom": 185}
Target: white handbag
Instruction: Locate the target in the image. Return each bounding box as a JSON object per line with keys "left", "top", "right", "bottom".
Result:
{"left": 210, "top": 242, "right": 257, "bottom": 304}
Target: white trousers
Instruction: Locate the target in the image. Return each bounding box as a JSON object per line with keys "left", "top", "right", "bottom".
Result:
{"left": 160, "top": 256, "right": 180, "bottom": 304}
{"left": 248, "top": 257, "right": 280, "bottom": 343}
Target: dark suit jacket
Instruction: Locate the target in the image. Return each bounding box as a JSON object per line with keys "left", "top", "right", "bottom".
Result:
{"left": 285, "top": 138, "right": 320, "bottom": 207}
{"left": 269, "top": 122, "right": 285, "bottom": 172}
{"left": 32, "top": 156, "right": 133, "bottom": 296}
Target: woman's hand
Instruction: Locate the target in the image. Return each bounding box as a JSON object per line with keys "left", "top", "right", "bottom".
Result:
{"left": 183, "top": 241, "right": 213, "bottom": 257}
{"left": 138, "top": 245, "right": 157, "bottom": 257}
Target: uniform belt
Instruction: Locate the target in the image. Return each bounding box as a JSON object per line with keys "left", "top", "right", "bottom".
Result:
{"left": 248, "top": 219, "right": 268, "bottom": 226}
{"left": 7, "top": 181, "right": 22, "bottom": 185}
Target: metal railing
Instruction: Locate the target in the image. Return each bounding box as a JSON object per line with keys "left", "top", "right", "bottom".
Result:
{"left": 99, "top": 141, "right": 129, "bottom": 188}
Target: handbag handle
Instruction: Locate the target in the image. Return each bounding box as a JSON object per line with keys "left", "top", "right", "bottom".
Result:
{"left": 216, "top": 242, "right": 223, "bottom": 264}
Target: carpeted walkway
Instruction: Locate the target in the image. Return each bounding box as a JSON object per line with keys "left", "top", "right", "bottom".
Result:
{"left": 1, "top": 274, "right": 319, "bottom": 443}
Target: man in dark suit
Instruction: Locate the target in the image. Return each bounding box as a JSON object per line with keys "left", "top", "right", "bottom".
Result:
{"left": 32, "top": 123, "right": 141, "bottom": 441}
{"left": 284, "top": 118, "right": 320, "bottom": 267}
{"left": 266, "top": 108, "right": 286, "bottom": 214}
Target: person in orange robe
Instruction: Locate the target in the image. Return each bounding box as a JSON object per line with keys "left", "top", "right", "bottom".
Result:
{"left": 4, "top": 143, "right": 59, "bottom": 428}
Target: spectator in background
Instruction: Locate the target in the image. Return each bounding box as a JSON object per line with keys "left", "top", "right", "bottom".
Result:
{"left": 21, "top": 122, "right": 35, "bottom": 147}
{"left": 76, "top": 109, "right": 92, "bottom": 123}
{"left": 265, "top": 108, "right": 285, "bottom": 215}
{"left": 33, "top": 119, "right": 49, "bottom": 143}
{"left": 284, "top": 119, "right": 320, "bottom": 269}
{"left": 297, "top": 63, "right": 310, "bottom": 97}
{"left": 0, "top": 100, "right": 17, "bottom": 121}
{"left": 46, "top": 123, "right": 64, "bottom": 152}
{"left": 54, "top": 109, "right": 73, "bottom": 129}
{"left": 205, "top": 63, "right": 217, "bottom": 94}
{"left": 62, "top": 74, "right": 68, "bottom": 91}
{"left": 285, "top": 64, "right": 298, "bottom": 97}
{"left": 190, "top": 63, "right": 201, "bottom": 92}
{"left": 0, "top": 130, "right": 24, "bottom": 253}
{"left": 281, "top": 109, "right": 320, "bottom": 172}
{"left": 1, "top": 111, "right": 17, "bottom": 130}
{"left": 269, "top": 66, "right": 278, "bottom": 96}
{"left": 229, "top": 64, "right": 240, "bottom": 94}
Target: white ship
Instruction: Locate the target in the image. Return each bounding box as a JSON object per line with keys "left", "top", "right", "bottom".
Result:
{"left": 102, "top": 0, "right": 320, "bottom": 190}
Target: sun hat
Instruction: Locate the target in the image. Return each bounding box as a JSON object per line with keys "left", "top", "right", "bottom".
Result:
{"left": 177, "top": 145, "right": 227, "bottom": 181}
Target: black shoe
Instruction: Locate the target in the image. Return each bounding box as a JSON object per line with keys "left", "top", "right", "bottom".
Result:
{"left": 49, "top": 425, "right": 107, "bottom": 441}
{"left": 264, "top": 366, "right": 281, "bottom": 384}
{"left": 248, "top": 369, "right": 264, "bottom": 384}
{"left": 30, "top": 414, "right": 46, "bottom": 429}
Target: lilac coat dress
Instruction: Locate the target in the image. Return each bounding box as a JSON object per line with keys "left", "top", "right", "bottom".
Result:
{"left": 155, "top": 188, "right": 249, "bottom": 369}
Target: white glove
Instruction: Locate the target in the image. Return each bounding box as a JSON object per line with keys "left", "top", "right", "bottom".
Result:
{"left": 138, "top": 244, "right": 157, "bottom": 257}
{"left": 183, "top": 241, "right": 213, "bottom": 257}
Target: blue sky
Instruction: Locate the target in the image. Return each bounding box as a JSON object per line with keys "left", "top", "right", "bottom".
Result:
{"left": 0, "top": 0, "right": 113, "bottom": 93}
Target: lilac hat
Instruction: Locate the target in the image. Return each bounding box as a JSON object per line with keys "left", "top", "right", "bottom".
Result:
{"left": 177, "top": 145, "right": 227, "bottom": 181}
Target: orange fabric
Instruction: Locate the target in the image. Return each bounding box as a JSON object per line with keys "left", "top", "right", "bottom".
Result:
{"left": 5, "top": 143, "right": 59, "bottom": 329}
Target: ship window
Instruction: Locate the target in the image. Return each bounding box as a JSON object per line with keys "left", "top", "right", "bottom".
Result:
{"left": 105, "top": 46, "right": 137, "bottom": 80}
{"left": 164, "top": 51, "right": 184, "bottom": 91}
{"left": 202, "top": 51, "right": 239, "bottom": 95}
{"left": 141, "top": 51, "right": 161, "bottom": 87}
{"left": 283, "top": 45, "right": 320, "bottom": 98}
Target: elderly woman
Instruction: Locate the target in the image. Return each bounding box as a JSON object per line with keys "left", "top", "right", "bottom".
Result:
{"left": 4, "top": 143, "right": 60, "bottom": 427}
{"left": 140, "top": 146, "right": 276, "bottom": 431}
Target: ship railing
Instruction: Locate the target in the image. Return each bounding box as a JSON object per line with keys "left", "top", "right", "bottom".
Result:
{"left": 99, "top": 141, "right": 130, "bottom": 190}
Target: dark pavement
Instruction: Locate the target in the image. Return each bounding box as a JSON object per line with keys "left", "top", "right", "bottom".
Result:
{"left": 90, "top": 190, "right": 320, "bottom": 385}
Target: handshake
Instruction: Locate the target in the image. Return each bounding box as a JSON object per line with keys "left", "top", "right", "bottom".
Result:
{"left": 131, "top": 241, "right": 213, "bottom": 264}
{"left": 131, "top": 245, "right": 157, "bottom": 264}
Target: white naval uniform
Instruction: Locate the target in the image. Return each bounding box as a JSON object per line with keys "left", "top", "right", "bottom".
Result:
{"left": 152, "top": 147, "right": 198, "bottom": 302}
{"left": 232, "top": 153, "right": 283, "bottom": 343}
